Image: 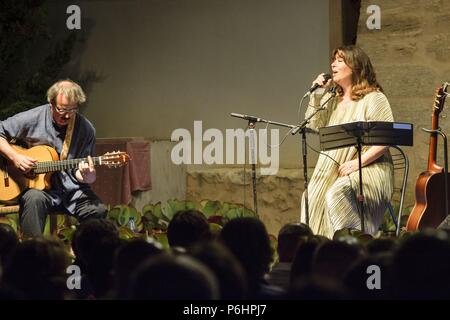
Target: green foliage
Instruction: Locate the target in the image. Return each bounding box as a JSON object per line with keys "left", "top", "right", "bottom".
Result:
{"left": 0, "top": 214, "right": 18, "bottom": 233}
{"left": 152, "top": 232, "right": 169, "bottom": 250}
{"left": 3, "top": 198, "right": 262, "bottom": 250}
{"left": 132, "top": 199, "right": 260, "bottom": 247}
{"left": 57, "top": 226, "right": 76, "bottom": 244}
{"left": 107, "top": 204, "right": 144, "bottom": 235}
{"left": 201, "top": 200, "right": 223, "bottom": 218}
{"left": 0, "top": 211, "right": 71, "bottom": 239}
{"left": 380, "top": 202, "right": 413, "bottom": 235}
{"left": 268, "top": 234, "right": 278, "bottom": 270}
{"left": 142, "top": 199, "right": 258, "bottom": 233}
{"left": 142, "top": 202, "right": 167, "bottom": 230}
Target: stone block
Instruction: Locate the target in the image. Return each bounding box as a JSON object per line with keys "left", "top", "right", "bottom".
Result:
{"left": 377, "top": 65, "right": 437, "bottom": 98}
{"left": 426, "top": 34, "right": 450, "bottom": 62}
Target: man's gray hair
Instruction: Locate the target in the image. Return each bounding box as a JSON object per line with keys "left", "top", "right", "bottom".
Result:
{"left": 46, "top": 79, "right": 86, "bottom": 104}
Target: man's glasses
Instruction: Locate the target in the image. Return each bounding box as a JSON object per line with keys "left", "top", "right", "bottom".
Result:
{"left": 53, "top": 104, "right": 78, "bottom": 114}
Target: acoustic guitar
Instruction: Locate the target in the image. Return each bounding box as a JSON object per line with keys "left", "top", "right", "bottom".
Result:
{"left": 0, "top": 144, "right": 130, "bottom": 202}
{"left": 407, "top": 83, "right": 450, "bottom": 231}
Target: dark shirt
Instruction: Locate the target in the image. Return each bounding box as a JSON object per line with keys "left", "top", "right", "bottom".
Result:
{"left": 0, "top": 104, "right": 96, "bottom": 214}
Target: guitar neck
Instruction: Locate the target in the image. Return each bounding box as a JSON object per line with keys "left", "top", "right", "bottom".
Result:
{"left": 428, "top": 114, "right": 439, "bottom": 168}
{"left": 33, "top": 156, "right": 103, "bottom": 174}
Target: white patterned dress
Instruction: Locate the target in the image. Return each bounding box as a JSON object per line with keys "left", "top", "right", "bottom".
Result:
{"left": 300, "top": 90, "right": 394, "bottom": 238}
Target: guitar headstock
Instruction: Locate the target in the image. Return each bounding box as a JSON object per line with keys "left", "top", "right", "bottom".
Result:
{"left": 101, "top": 151, "right": 131, "bottom": 168}
{"left": 433, "top": 82, "right": 449, "bottom": 116}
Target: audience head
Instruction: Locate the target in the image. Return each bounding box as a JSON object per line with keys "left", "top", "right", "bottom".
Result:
{"left": 190, "top": 241, "right": 247, "bottom": 299}
{"left": 312, "top": 239, "right": 364, "bottom": 284}
{"left": 113, "top": 238, "right": 164, "bottom": 298}
{"left": 72, "top": 218, "right": 120, "bottom": 268}
{"left": 167, "top": 210, "right": 212, "bottom": 249}
{"left": 288, "top": 276, "right": 350, "bottom": 300}
{"left": 366, "top": 237, "right": 397, "bottom": 256}
{"left": 71, "top": 218, "right": 121, "bottom": 297}
{"left": 391, "top": 230, "right": 450, "bottom": 299}
{"left": 290, "top": 235, "right": 329, "bottom": 285}
{"left": 343, "top": 252, "right": 393, "bottom": 299}
{"left": 219, "top": 217, "right": 273, "bottom": 285}
{"left": 277, "top": 222, "right": 313, "bottom": 262}
{"left": 2, "top": 238, "right": 71, "bottom": 299}
{"left": 0, "top": 223, "right": 19, "bottom": 270}
{"left": 128, "top": 254, "right": 219, "bottom": 300}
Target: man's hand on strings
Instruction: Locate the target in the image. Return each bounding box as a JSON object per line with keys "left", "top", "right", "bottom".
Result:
{"left": 13, "top": 153, "right": 36, "bottom": 173}
{"left": 77, "top": 156, "right": 96, "bottom": 184}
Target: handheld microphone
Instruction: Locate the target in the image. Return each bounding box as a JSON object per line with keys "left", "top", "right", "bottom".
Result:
{"left": 303, "top": 73, "right": 332, "bottom": 98}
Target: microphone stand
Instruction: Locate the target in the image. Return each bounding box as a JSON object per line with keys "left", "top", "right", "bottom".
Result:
{"left": 231, "top": 114, "right": 296, "bottom": 218}
{"left": 230, "top": 88, "right": 336, "bottom": 226}
{"left": 247, "top": 120, "right": 258, "bottom": 216}
{"left": 291, "top": 88, "right": 337, "bottom": 226}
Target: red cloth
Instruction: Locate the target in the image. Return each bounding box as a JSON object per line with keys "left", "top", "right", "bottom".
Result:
{"left": 91, "top": 138, "right": 151, "bottom": 206}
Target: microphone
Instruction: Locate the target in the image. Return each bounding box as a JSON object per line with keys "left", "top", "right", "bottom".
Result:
{"left": 303, "top": 73, "right": 332, "bottom": 98}
{"left": 291, "top": 126, "right": 318, "bottom": 135}
{"left": 230, "top": 113, "right": 266, "bottom": 123}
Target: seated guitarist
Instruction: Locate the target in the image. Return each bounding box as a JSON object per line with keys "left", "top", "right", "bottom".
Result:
{"left": 0, "top": 79, "right": 107, "bottom": 238}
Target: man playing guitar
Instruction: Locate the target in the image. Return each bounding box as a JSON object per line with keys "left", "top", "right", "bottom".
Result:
{"left": 0, "top": 79, "right": 107, "bottom": 237}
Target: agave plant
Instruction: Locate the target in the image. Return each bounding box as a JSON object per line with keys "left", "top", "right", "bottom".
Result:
{"left": 142, "top": 199, "right": 199, "bottom": 232}
{"left": 200, "top": 200, "right": 257, "bottom": 225}
{"left": 107, "top": 204, "right": 144, "bottom": 233}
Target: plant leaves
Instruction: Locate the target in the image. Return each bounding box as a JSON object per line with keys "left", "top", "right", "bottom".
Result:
{"left": 0, "top": 216, "right": 18, "bottom": 233}
{"left": 202, "top": 200, "right": 222, "bottom": 217}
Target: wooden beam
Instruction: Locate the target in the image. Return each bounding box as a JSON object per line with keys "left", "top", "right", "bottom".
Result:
{"left": 329, "top": 0, "right": 343, "bottom": 55}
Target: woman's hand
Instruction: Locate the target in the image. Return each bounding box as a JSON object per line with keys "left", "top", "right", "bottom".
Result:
{"left": 338, "top": 146, "right": 389, "bottom": 177}
{"left": 312, "top": 73, "right": 332, "bottom": 89}
{"left": 338, "top": 159, "right": 359, "bottom": 177}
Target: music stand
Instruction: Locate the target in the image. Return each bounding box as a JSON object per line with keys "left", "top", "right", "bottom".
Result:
{"left": 318, "top": 121, "right": 413, "bottom": 232}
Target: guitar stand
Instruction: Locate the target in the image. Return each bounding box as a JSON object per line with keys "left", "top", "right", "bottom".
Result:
{"left": 422, "top": 127, "right": 449, "bottom": 219}
{"left": 389, "top": 145, "right": 409, "bottom": 237}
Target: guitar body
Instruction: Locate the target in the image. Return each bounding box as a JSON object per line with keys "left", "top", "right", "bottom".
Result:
{"left": 407, "top": 170, "right": 450, "bottom": 230}
{"left": 0, "top": 145, "right": 59, "bottom": 202}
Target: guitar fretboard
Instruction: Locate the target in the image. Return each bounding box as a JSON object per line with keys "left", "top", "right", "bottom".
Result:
{"left": 33, "top": 157, "right": 103, "bottom": 174}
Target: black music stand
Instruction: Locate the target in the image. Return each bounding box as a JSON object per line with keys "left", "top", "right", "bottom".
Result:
{"left": 318, "top": 121, "right": 413, "bottom": 232}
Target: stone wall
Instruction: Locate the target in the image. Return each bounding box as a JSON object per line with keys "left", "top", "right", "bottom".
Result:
{"left": 357, "top": 0, "right": 450, "bottom": 209}
{"left": 186, "top": 168, "right": 307, "bottom": 236}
